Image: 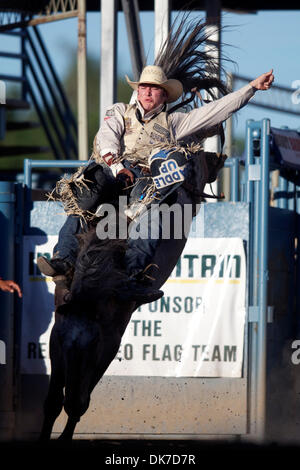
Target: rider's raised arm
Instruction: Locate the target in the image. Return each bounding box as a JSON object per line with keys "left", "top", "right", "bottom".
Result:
{"left": 170, "top": 83, "right": 256, "bottom": 141}
{"left": 170, "top": 69, "right": 274, "bottom": 141}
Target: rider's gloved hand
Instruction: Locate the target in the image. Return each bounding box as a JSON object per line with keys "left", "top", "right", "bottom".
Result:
{"left": 116, "top": 168, "right": 135, "bottom": 188}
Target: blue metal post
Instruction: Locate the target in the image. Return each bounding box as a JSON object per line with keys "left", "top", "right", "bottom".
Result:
{"left": 288, "top": 181, "right": 295, "bottom": 212}
{"left": 23, "top": 158, "right": 32, "bottom": 188}
{"left": 244, "top": 120, "right": 260, "bottom": 436}
{"left": 224, "top": 158, "right": 239, "bottom": 202}
{"left": 256, "top": 118, "right": 270, "bottom": 438}
{"left": 230, "top": 158, "right": 239, "bottom": 202}
{"left": 0, "top": 182, "right": 16, "bottom": 439}
{"left": 246, "top": 119, "right": 270, "bottom": 439}
{"left": 278, "top": 176, "right": 288, "bottom": 209}
{"left": 245, "top": 119, "right": 254, "bottom": 205}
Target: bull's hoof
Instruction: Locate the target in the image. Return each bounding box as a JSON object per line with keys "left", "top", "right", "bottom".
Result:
{"left": 119, "top": 283, "right": 164, "bottom": 304}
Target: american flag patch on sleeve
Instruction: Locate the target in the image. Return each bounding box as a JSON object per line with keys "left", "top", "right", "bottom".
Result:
{"left": 104, "top": 108, "right": 115, "bottom": 120}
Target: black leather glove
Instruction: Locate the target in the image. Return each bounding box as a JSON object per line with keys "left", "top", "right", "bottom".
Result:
{"left": 116, "top": 168, "right": 135, "bottom": 189}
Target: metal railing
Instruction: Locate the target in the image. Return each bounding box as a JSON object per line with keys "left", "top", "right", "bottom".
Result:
{"left": 0, "top": 24, "right": 77, "bottom": 160}
{"left": 23, "top": 158, "right": 86, "bottom": 187}
{"left": 232, "top": 73, "right": 300, "bottom": 118}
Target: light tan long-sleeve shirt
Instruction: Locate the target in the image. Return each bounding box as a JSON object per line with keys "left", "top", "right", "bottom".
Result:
{"left": 96, "top": 83, "right": 256, "bottom": 173}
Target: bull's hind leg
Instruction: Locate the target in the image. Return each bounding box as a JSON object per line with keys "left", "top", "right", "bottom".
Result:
{"left": 39, "top": 325, "right": 65, "bottom": 441}
{"left": 58, "top": 349, "right": 93, "bottom": 440}
{"left": 58, "top": 389, "right": 89, "bottom": 441}
{"left": 57, "top": 416, "right": 80, "bottom": 441}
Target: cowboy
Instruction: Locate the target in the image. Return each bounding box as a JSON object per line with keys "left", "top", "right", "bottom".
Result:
{"left": 37, "top": 65, "right": 274, "bottom": 302}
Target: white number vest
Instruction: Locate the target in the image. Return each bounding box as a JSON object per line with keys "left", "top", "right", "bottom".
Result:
{"left": 121, "top": 104, "right": 174, "bottom": 161}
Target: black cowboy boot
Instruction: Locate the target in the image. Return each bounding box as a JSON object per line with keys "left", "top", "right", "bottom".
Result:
{"left": 37, "top": 256, "right": 73, "bottom": 277}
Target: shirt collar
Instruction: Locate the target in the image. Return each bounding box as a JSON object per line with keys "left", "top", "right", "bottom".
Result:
{"left": 136, "top": 100, "right": 165, "bottom": 120}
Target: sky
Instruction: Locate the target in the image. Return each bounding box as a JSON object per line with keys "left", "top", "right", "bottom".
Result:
{"left": 1, "top": 8, "right": 300, "bottom": 139}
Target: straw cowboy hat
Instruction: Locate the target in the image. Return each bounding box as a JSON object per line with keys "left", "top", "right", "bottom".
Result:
{"left": 126, "top": 65, "right": 183, "bottom": 103}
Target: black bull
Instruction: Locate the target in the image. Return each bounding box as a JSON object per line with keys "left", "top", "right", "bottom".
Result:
{"left": 39, "top": 152, "right": 223, "bottom": 440}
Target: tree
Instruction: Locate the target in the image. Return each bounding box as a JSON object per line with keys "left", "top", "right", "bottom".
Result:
{"left": 0, "top": 49, "right": 132, "bottom": 173}
{"left": 63, "top": 48, "right": 132, "bottom": 154}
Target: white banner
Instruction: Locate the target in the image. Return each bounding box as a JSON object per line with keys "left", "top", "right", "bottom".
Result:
{"left": 107, "top": 237, "right": 246, "bottom": 377}
{"left": 21, "top": 236, "right": 56, "bottom": 375}
{"left": 21, "top": 236, "right": 246, "bottom": 377}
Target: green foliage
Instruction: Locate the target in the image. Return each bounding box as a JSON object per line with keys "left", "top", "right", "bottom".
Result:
{"left": 231, "top": 136, "right": 245, "bottom": 156}
{"left": 0, "top": 84, "right": 54, "bottom": 171}
{"left": 60, "top": 49, "right": 132, "bottom": 154}
{"left": 0, "top": 47, "right": 132, "bottom": 173}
